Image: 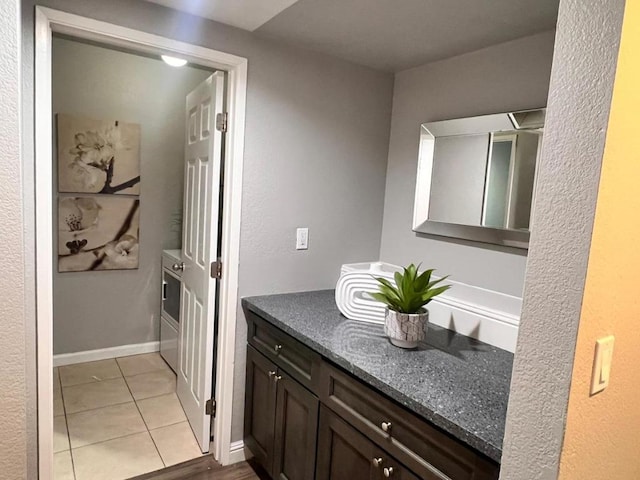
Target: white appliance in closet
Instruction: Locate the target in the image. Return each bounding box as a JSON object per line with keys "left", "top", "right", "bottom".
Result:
{"left": 160, "top": 249, "right": 183, "bottom": 373}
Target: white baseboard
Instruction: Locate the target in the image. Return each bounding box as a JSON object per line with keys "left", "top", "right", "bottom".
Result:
{"left": 228, "top": 440, "right": 248, "bottom": 464}
{"left": 53, "top": 341, "right": 160, "bottom": 367}
{"left": 427, "top": 278, "right": 522, "bottom": 353}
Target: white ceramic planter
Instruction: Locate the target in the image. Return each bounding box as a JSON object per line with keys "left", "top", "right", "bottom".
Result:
{"left": 384, "top": 308, "right": 429, "bottom": 349}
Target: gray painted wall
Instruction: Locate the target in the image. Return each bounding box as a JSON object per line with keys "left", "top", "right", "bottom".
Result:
{"left": 5, "top": 1, "right": 631, "bottom": 478}
{"left": 500, "top": 1, "right": 625, "bottom": 478}
{"left": 22, "top": 0, "right": 394, "bottom": 442}
{"left": 0, "top": 1, "right": 30, "bottom": 478}
{"left": 511, "top": 132, "right": 539, "bottom": 230}
{"left": 379, "top": 31, "right": 556, "bottom": 297}
{"left": 52, "top": 37, "right": 211, "bottom": 354}
{"left": 429, "top": 134, "right": 489, "bottom": 225}
{"left": 484, "top": 141, "right": 512, "bottom": 228}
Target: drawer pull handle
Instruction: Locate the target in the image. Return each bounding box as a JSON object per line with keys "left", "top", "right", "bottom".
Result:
{"left": 383, "top": 467, "right": 394, "bottom": 477}
{"left": 268, "top": 371, "right": 276, "bottom": 378}
{"left": 274, "top": 344, "right": 283, "bottom": 354}
{"left": 381, "top": 421, "right": 392, "bottom": 433}
{"left": 274, "top": 375, "right": 282, "bottom": 383}
{"left": 372, "top": 457, "right": 383, "bottom": 468}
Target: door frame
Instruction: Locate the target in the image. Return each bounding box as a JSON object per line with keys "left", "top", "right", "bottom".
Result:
{"left": 34, "top": 6, "right": 247, "bottom": 477}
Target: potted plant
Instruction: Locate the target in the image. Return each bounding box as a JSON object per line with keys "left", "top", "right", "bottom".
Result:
{"left": 370, "top": 264, "right": 451, "bottom": 349}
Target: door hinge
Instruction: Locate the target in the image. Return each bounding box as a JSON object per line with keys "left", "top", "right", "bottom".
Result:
{"left": 216, "top": 112, "right": 228, "bottom": 132}
{"left": 211, "top": 259, "right": 222, "bottom": 279}
{"left": 205, "top": 398, "right": 216, "bottom": 417}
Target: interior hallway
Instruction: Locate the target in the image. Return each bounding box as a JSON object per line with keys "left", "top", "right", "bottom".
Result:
{"left": 54, "top": 353, "right": 203, "bottom": 479}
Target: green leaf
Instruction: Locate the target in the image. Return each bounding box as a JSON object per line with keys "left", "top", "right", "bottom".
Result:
{"left": 401, "top": 267, "right": 413, "bottom": 310}
{"left": 428, "top": 275, "right": 449, "bottom": 287}
{"left": 371, "top": 290, "right": 402, "bottom": 312}
{"left": 370, "top": 264, "right": 451, "bottom": 313}
{"left": 369, "top": 292, "right": 390, "bottom": 304}
{"left": 375, "top": 276, "right": 397, "bottom": 292}
{"left": 394, "top": 271, "right": 404, "bottom": 290}
{"left": 380, "top": 284, "right": 402, "bottom": 303}
{"left": 414, "top": 269, "right": 434, "bottom": 291}
{"left": 420, "top": 285, "right": 451, "bottom": 305}
{"left": 407, "top": 263, "right": 417, "bottom": 281}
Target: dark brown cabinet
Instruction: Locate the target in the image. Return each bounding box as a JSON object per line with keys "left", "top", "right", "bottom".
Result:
{"left": 316, "top": 406, "right": 420, "bottom": 480}
{"left": 244, "top": 310, "right": 500, "bottom": 480}
{"left": 245, "top": 345, "right": 278, "bottom": 473}
{"left": 245, "top": 345, "right": 319, "bottom": 480}
{"left": 319, "top": 361, "right": 499, "bottom": 480}
{"left": 246, "top": 310, "right": 321, "bottom": 391}
{"left": 273, "top": 369, "right": 319, "bottom": 479}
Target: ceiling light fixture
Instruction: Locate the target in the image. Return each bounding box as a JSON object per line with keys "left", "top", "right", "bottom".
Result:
{"left": 161, "top": 55, "right": 188, "bottom": 67}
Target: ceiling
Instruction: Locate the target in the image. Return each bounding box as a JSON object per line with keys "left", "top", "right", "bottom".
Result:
{"left": 145, "top": 0, "right": 559, "bottom": 72}
{"left": 144, "top": 0, "right": 301, "bottom": 31}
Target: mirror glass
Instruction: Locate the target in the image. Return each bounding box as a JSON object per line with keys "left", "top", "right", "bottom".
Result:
{"left": 413, "top": 109, "right": 545, "bottom": 248}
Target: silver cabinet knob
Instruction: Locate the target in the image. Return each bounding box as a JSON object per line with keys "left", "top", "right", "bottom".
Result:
{"left": 274, "top": 344, "right": 283, "bottom": 354}
{"left": 172, "top": 262, "right": 185, "bottom": 272}
{"left": 383, "top": 467, "right": 394, "bottom": 477}
{"left": 274, "top": 375, "right": 282, "bottom": 383}
{"left": 381, "top": 421, "right": 392, "bottom": 433}
{"left": 268, "top": 370, "right": 276, "bottom": 378}
{"left": 372, "top": 457, "right": 383, "bottom": 468}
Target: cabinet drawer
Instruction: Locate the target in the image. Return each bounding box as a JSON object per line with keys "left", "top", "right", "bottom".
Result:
{"left": 246, "top": 310, "right": 321, "bottom": 392}
{"left": 319, "top": 361, "right": 499, "bottom": 480}
{"left": 316, "top": 406, "right": 420, "bottom": 480}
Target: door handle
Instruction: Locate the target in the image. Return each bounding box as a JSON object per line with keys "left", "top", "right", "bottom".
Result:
{"left": 172, "top": 262, "right": 185, "bottom": 272}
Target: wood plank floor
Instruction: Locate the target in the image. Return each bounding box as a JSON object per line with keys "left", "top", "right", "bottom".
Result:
{"left": 130, "top": 456, "right": 267, "bottom": 480}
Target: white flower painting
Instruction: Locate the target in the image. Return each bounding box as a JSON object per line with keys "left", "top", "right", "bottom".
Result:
{"left": 57, "top": 114, "right": 141, "bottom": 194}
{"left": 58, "top": 196, "right": 140, "bottom": 272}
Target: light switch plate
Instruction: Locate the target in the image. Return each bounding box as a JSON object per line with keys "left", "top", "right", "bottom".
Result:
{"left": 296, "top": 228, "right": 309, "bottom": 250}
{"left": 590, "top": 335, "right": 615, "bottom": 395}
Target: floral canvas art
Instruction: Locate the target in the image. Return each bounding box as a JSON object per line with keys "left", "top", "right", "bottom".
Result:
{"left": 57, "top": 114, "right": 141, "bottom": 194}
{"left": 58, "top": 196, "right": 140, "bottom": 272}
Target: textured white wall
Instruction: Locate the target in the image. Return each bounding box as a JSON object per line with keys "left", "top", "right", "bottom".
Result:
{"left": 0, "top": 0, "right": 29, "bottom": 478}
{"left": 52, "top": 37, "right": 211, "bottom": 354}
{"left": 22, "top": 0, "right": 394, "bottom": 443}
{"left": 500, "top": 0, "right": 625, "bottom": 478}
{"left": 379, "top": 31, "right": 556, "bottom": 298}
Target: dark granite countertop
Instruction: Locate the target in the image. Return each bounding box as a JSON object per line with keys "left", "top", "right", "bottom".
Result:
{"left": 242, "top": 290, "right": 513, "bottom": 463}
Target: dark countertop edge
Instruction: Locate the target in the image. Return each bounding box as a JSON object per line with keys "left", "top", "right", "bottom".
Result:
{"left": 242, "top": 297, "right": 503, "bottom": 463}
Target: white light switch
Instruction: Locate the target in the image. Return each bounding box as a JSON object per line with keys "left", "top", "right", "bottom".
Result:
{"left": 590, "top": 335, "right": 615, "bottom": 395}
{"left": 296, "top": 228, "right": 309, "bottom": 250}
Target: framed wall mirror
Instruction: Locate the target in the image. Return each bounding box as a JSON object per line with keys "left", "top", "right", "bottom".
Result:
{"left": 413, "top": 108, "right": 545, "bottom": 249}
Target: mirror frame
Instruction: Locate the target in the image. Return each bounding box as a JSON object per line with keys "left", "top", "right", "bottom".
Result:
{"left": 412, "top": 109, "right": 545, "bottom": 250}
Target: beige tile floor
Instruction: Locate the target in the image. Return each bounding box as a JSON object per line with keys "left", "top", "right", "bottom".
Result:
{"left": 53, "top": 353, "right": 204, "bottom": 480}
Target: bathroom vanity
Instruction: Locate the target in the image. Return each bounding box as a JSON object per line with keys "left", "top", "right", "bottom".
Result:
{"left": 242, "top": 290, "right": 513, "bottom": 480}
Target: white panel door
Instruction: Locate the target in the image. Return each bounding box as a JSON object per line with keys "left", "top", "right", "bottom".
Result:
{"left": 178, "top": 71, "right": 225, "bottom": 453}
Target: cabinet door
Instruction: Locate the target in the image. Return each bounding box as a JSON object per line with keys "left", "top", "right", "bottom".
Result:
{"left": 316, "top": 406, "right": 378, "bottom": 480}
{"left": 244, "top": 345, "right": 278, "bottom": 474}
{"left": 273, "top": 370, "right": 319, "bottom": 480}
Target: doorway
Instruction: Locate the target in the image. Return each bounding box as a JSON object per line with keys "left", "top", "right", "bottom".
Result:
{"left": 35, "top": 7, "right": 247, "bottom": 479}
